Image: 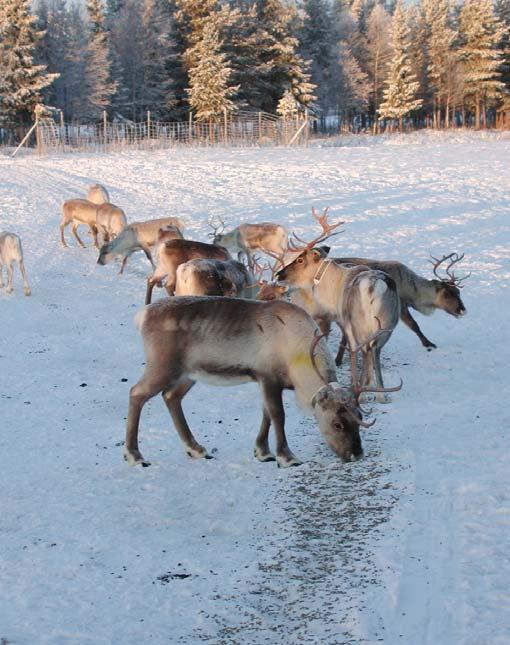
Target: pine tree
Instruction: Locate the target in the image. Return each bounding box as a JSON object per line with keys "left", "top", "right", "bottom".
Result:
{"left": 81, "top": 0, "right": 117, "bottom": 120}
{"left": 186, "top": 22, "right": 238, "bottom": 121}
{"left": 458, "top": 0, "right": 506, "bottom": 128}
{"left": 378, "top": 0, "right": 422, "bottom": 130}
{"left": 0, "top": 0, "right": 57, "bottom": 126}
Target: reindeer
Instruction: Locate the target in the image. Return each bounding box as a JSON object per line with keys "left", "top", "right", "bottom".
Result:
{"left": 124, "top": 297, "right": 400, "bottom": 468}
{"left": 95, "top": 203, "right": 127, "bottom": 243}
{"left": 145, "top": 239, "right": 231, "bottom": 304}
{"left": 209, "top": 217, "right": 288, "bottom": 271}
{"left": 254, "top": 255, "right": 333, "bottom": 337}
{"left": 60, "top": 199, "right": 100, "bottom": 248}
{"left": 332, "top": 253, "right": 468, "bottom": 352}
{"left": 97, "top": 217, "right": 185, "bottom": 274}
{"left": 0, "top": 232, "right": 31, "bottom": 296}
{"left": 276, "top": 209, "right": 400, "bottom": 402}
{"left": 87, "top": 184, "right": 110, "bottom": 205}
{"left": 175, "top": 259, "right": 254, "bottom": 298}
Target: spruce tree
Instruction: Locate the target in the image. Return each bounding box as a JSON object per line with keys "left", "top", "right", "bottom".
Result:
{"left": 186, "top": 22, "right": 238, "bottom": 121}
{"left": 420, "top": 0, "right": 457, "bottom": 127}
{"left": 82, "top": 0, "right": 117, "bottom": 120}
{"left": 249, "top": 0, "right": 315, "bottom": 112}
{"left": 458, "top": 0, "right": 506, "bottom": 128}
{"left": 300, "top": 0, "right": 335, "bottom": 116}
{"left": 365, "top": 3, "right": 392, "bottom": 130}
{"left": 378, "top": 0, "right": 422, "bottom": 130}
{"left": 495, "top": 0, "right": 510, "bottom": 99}
{"left": 336, "top": 41, "right": 370, "bottom": 121}
{"left": 0, "top": 0, "right": 57, "bottom": 126}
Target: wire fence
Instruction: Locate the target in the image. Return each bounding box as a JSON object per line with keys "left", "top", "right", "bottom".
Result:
{"left": 13, "top": 110, "right": 309, "bottom": 155}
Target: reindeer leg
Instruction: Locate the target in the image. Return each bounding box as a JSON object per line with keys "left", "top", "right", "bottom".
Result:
{"left": 71, "top": 223, "right": 86, "bottom": 248}
{"left": 254, "top": 408, "right": 276, "bottom": 462}
{"left": 141, "top": 244, "right": 155, "bottom": 269}
{"left": 372, "top": 345, "right": 392, "bottom": 404}
{"left": 145, "top": 277, "right": 155, "bottom": 305}
{"left": 18, "top": 259, "right": 31, "bottom": 296}
{"left": 0, "top": 264, "right": 4, "bottom": 289}
{"left": 335, "top": 329, "right": 348, "bottom": 367}
{"left": 60, "top": 222, "right": 69, "bottom": 248}
{"left": 118, "top": 253, "right": 132, "bottom": 274}
{"left": 261, "top": 380, "right": 301, "bottom": 467}
{"left": 6, "top": 262, "right": 14, "bottom": 293}
{"left": 162, "top": 379, "right": 211, "bottom": 459}
{"left": 90, "top": 224, "right": 99, "bottom": 249}
{"left": 401, "top": 304, "right": 436, "bottom": 350}
{"left": 124, "top": 376, "right": 168, "bottom": 466}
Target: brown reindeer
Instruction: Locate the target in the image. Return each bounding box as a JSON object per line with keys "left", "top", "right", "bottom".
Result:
{"left": 97, "top": 217, "right": 185, "bottom": 273}
{"left": 124, "top": 297, "right": 399, "bottom": 469}
{"left": 209, "top": 218, "right": 288, "bottom": 270}
{"left": 276, "top": 209, "right": 400, "bottom": 402}
{"left": 332, "top": 252, "right": 468, "bottom": 354}
{"left": 145, "top": 239, "right": 231, "bottom": 304}
{"left": 175, "top": 259, "right": 254, "bottom": 298}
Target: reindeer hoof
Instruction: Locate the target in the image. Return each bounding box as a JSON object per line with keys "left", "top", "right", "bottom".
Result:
{"left": 276, "top": 454, "right": 303, "bottom": 468}
{"left": 186, "top": 445, "right": 211, "bottom": 460}
{"left": 24, "top": 289, "right": 31, "bottom": 297}
{"left": 254, "top": 447, "right": 276, "bottom": 462}
{"left": 123, "top": 447, "right": 150, "bottom": 466}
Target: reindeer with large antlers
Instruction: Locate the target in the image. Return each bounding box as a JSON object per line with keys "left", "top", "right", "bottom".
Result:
{"left": 124, "top": 295, "right": 400, "bottom": 469}
{"left": 208, "top": 217, "right": 288, "bottom": 271}
{"left": 331, "top": 251, "right": 468, "bottom": 356}
{"left": 276, "top": 208, "right": 401, "bottom": 401}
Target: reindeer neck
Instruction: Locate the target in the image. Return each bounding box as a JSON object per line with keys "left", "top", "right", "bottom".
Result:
{"left": 311, "top": 261, "right": 347, "bottom": 315}
{"left": 288, "top": 340, "right": 337, "bottom": 411}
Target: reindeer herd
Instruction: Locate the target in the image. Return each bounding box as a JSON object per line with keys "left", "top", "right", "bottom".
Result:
{"left": 0, "top": 185, "right": 468, "bottom": 469}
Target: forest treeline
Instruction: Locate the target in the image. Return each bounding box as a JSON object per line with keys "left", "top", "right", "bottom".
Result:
{"left": 0, "top": 0, "right": 509, "bottom": 131}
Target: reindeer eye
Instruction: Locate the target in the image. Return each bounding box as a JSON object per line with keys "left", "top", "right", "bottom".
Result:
{"left": 297, "top": 257, "right": 304, "bottom": 264}
{"left": 334, "top": 422, "right": 343, "bottom": 431}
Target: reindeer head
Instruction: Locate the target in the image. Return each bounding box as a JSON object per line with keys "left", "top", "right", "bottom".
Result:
{"left": 276, "top": 208, "right": 342, "bottom": 285}
{"left": 309, "top": 327, "right": 402, "bottom": 462}
{"left": 429, "top": 253, "right": 469, "bottom": 318}
{"left": 207, "top": 216, "right": 227, "bottom": 246}
{"left": 97, "top": 240, "right": 115, "bottom": 265}
{"left": 311, "top": 383, "right": 364, "bottom": 462}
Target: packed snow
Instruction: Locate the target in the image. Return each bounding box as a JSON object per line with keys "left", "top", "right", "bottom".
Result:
{"left": 1, "top": 131, "right": 509, "bottom": 644}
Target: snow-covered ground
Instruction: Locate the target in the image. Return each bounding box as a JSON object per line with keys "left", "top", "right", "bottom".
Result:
{"left": 1, "top": 131, "right": 509, "bottom": 644}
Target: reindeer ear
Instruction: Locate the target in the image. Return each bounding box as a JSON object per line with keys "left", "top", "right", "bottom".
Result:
{"left": 318, "top": 245, "right": 331, "bottom": 256}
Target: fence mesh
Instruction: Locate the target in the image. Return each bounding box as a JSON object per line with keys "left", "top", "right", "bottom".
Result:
{"left": 31, "top": 111, "right": 309, "bottom": 154}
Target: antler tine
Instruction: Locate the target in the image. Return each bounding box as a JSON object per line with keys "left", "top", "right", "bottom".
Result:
{"left": 446, "top": 253, "right": 471, "bottom": 287}
{"left": 349, "top": 317, "right": 403, "bottom": 402}
{"left": 310, "top": 329, "right": 329, "bottom": 385}
{"left": 288, "top": 207, "right": 345, "bottom": 253}
{"left": 429, "top": 252, "right": 470, "bottom": 287}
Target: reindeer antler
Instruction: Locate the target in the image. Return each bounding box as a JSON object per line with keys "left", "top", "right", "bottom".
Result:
{"left": 429, "top": 252, "right": 471, "bottom": 288}
{"left": 308, "top": 329, "right": 378, "bottom": 429}
{"left": 288, "top": 207, "right": 344, "bottom": 253}
{"left": 349, "top": 319, "right": 403, "bottom": 415}
{"left": 207, "top": 216, "right": 225, "bottom": 238}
